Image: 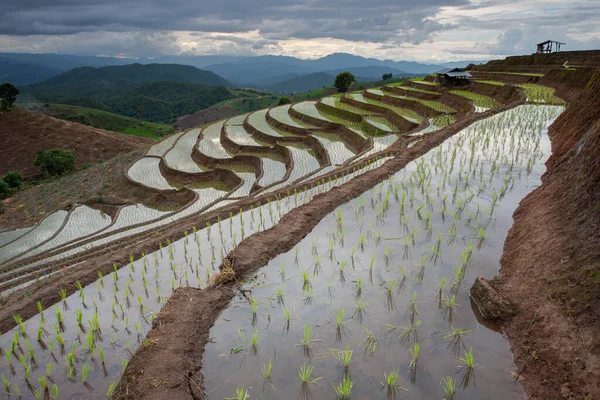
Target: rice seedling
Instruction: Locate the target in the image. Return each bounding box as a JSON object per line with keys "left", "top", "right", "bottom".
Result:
{"left": 52, "top": 384, "right": 58, "bottom": 400}
{"left": 352, "top": 299, "right": 367, "bottom": 324}
{"left": 250, "top": 297, "right": 258, "bottom": 325}
{"left": 261, "top": 360, "right": 273, "bottom": 380}
{"left": 250, "top": 330, "right": 259, "bottom": 355}
{"left": 407, "top": 291, "right": 419, "bottom": 323}
{"left": 339, "top": 260, "right": 347, "bottom": 283}
{"left": 450, "top": 266, "right": 464, "bottom": 295}
{"left": 302, "top": 270, "right": 312, "bottom": 291}
{"left": 442, "top": 295, "right": 460, "bottom": 324}
{"left": 380, "top": 368, "right": 407, "bottom": 399}
{"left": 442, "top": 326, "right": 471, "bottom": 355}
{"left": 441, "top": 376, "right": 457, "bottom": 399}
{"left": 458, "top": 347, "right": 478, "bottom": 387}
{"left": 334, "top": 376, "right": 354, "bottom": 399}
{"left": 408, "top": 341, "right": 420, "bottom": 381}
{"left": 437, "top": 277, "right": 447, "bottom": 307}
{"left": 284, "top": 307, "right": 291, "bottom": 331}
{"left": 298, "top": 363, "right": 321, "bottom": 399}
{"left": 2, "top": 374, "right": 9, "bottom": 394}
{"left": 361, "top": 327, "right": 378, "bottom": 355}
{"left": 226, "top": 386, "right": 249, "bottom": 400}
{"left": 335, "top": 309, "right": 348, "bottom": 341}
{"left": 295, "top": 325, "right": 315, "bottom": 358}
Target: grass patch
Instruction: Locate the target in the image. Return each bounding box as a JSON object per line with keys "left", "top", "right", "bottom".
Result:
{"left": 449, "top": 91, "right": 501, "bottom": 108}
{"left": 474, "top": 80, "right": 505, "bottom": 86}
{"left": 517, "top": 84, "right": 565, "bottom": 104}
{"left": 188, "top": 180, "right": 232, "bottom": 191}
{"left": 392, "top": 86, "right": 439, "bottom": 95}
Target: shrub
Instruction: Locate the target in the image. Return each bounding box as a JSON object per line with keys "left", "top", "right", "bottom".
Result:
{"left": 34, "top": 149, "right": 76, "bottom": 177}
{"left": 0, "top": 179, "right": 10, "bottom": 199}
{"left": 278, "top": 97, "right": 291, "bottom": 105}
{"left": 3, "top": 171, "right": 22, "bottom": 189}
{"left": 0, "top": 83, "right": 19, "bottom": 110}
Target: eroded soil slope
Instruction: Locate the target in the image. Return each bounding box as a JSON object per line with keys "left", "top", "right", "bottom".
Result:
{"left": 0, "top": 109, "right": 153, "bottom": 179}
{"left": 476, "top": 65, "right": 600, "bottom": 399}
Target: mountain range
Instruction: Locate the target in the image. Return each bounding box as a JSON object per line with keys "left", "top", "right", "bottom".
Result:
{"left": 0, "top": 52, "right": 485, "bottom": 86}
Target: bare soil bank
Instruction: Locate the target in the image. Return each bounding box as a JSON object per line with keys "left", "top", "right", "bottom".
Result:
{"left": 472, "top": 66, "right": 600, "bottom": 399}
{"left": 114, "top": 103, "right": 524, "bottom": 399}
{"left": 0, "top": 109, "right": 152, "bottom": 179}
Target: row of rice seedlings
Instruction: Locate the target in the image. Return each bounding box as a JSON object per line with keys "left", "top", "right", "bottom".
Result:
{"left": 449, "top": 90, "right": 501, "bottom": 108}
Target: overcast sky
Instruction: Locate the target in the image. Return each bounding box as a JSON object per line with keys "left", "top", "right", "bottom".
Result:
{"left": 0, "top": 0, "right": 598, "bottom": 62}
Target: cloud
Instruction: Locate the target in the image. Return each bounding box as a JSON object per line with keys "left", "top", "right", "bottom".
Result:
{"left": 0, "top": 0, "right": 598, "bottom": 62}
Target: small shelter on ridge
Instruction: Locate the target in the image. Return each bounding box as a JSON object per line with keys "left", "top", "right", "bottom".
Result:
{"left": 434, "top": 68, "right": 472, "bottom": 87}
{"left": 536, "top": 40, "right": 565, "bottom": 54}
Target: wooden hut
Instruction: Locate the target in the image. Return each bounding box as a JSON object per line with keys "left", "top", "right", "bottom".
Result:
{"left": 434, "top": 68, "right": 472, "bottom": 87}
{"left": 536, "top": 40, "right": 565, "bottom": 54}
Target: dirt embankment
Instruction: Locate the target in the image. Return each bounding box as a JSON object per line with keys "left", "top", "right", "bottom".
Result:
{"left": 114, "top": 103, "right": 525, "bottom": 400}
{"left": 472, "top": 67, "right": 600, "bottom": 399}
{"left": 0, "top": 110, "right": 153, "bottom": 179}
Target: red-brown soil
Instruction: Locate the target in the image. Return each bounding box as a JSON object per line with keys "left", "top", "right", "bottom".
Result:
{"left": 0, "top": 109, "right": 153, "bottom": 179}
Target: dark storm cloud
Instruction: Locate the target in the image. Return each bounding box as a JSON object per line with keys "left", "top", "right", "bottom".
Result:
{"left": 0, "top": 0, "right": 467, "bottom": 44}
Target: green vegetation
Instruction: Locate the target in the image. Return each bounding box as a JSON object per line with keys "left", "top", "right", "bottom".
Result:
{"left": 474, "top": 80, "right": 505, "bottom": 86}
{"left": 225, "top": 95, "right": 280, "bottom": 113}
{"left": 27, "top": 103, "right": 174, "bottom": 138}
{"left": 0, "top": 82, "right": 19, "bottom": 110}
{"left": 432, "top": 114, "right": 456, "bottom": 127}
{"left": 20, "top": 81, "right": 233, "bottom": 124}
{"left": 408, "top": 97, "right": 456, "bottom": 113}
{"left": 393, "top": 85, "right": 439, "bottom": 95}
{"left": 278, "top": 96, "right": 291, "bottom": 105}
{"left": 450, "top": 90, "right": 501, "bottom": 108}
{"left": 382, "top": 73, "right": 393, "bottom": 81}
{"left": 518, "top": 84, "right": 565, "bottom": 104}
{"left": 334, "top": 72, "right": 356, "bottom": 93}
{"left": 34, "top": 148, "right": 76, "bottom": 177}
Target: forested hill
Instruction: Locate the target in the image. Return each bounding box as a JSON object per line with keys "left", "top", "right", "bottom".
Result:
{"left": 17, "top": 64, "right": 234, "bottom": 123}
{"left": 37, "top": 63, "right": 230, "bottom": 87}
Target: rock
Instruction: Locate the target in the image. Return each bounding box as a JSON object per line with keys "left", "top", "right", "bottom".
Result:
{"left": 470, "top": 276, "right": 515, "bottom": 322}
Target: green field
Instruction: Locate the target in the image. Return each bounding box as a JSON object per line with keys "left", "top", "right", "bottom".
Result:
{"left": 23, "top": 103, "right": 175, "bottom": 138}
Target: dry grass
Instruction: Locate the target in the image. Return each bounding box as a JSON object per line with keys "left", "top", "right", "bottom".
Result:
{"left": 208, "top": 259, "right": 236, "bottom": 287}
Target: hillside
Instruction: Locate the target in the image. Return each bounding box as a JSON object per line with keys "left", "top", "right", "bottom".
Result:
{"left": 0, "top": 109, "right": 154, "bottom": 179}
{"left": 19, "top": 80, "right": 234, "bottom": 124}
{"left": 20, "top": 103, "right": 174, "bottom": 138}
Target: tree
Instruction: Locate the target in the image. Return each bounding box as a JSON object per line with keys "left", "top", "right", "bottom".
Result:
{"left": 334, "top": 72, "right": 355, "bottom": 93}
{"left": 34, "top": 149, "right": 76, "bottom": 177}
{"left": 0, "top": 180, "right": 10, "bottom": 199}
{"left": 3, "top": 171, "right": 22, "bottom": 189}
{"left": 278, "top": 97, "right": 291, "bottom": 105}
{"left": 0, "top": 83, "right": 19, "bottom": 110}
{"left": 136, "top": 105, "right": 144, "bottom": 120}
{"left": 382, "top": 73, "right": 393, "bottom": 81}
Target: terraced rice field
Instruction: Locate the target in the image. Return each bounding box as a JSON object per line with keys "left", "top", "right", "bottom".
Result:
{"left": 128, "top": 157, "right": 175, "bottom": 191}
{"left": 197, "top": 121, "right": 232, "bottom": 159}
{"left": 0, "top": 77, "right": 565, "bottom": 399}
